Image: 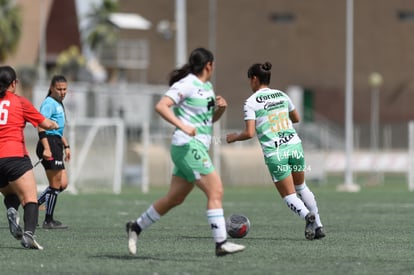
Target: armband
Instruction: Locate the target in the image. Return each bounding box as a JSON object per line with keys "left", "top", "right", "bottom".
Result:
{"left": 38, "top": 131, "right": 47, "bottom": 139}
{"left": 64, "top": 145, "right": 70, "bottom": 149}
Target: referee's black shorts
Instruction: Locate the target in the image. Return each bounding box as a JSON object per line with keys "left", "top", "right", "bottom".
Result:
{"left": 36, "top": 135, "right": 65, "bottom": 170}
{"left": 0, "top": 156, "right": 33, "bottom": 188}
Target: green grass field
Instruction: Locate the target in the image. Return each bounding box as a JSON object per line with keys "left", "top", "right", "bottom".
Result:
{"left": 1, "top": 175, "right": 413, "bottom": 275}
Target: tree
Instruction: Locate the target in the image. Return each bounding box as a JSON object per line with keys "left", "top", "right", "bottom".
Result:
{"left": 0, "top": 0, "right": 21, "bottom": 62}
{"left": 55, "top": 45, "right": 87, "bottom": 81}
{"left": 84, "top": 0, "right": 118, "bottom": 57}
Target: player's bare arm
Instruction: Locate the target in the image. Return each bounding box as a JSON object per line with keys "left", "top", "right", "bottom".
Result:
{"left": 62, "top": 136, "right": 71, "bottom": 162}
{"left": 226, "top": 120, "right": 255, "bottom": 143}
{"left": 213, "top": 95, "right": 227, "bottom": 122}
{"left": 155, "top": 96, "right": 196, "bottom": 136}
{"left": 38, "top": 127, "right": 53, "bottom": 160}
{"left": 40, "top": 118, "right": 58, "bottom": 130}
{"left": 289, "top": 109, "right": 300, "bottom": 123}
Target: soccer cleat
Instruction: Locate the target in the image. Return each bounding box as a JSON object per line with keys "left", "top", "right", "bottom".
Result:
{"left": 21, "top": 231, "right": 44, "bottom": 250}
{"left": 315, "top": 226, "right": 326, "bottom": 239}
{"left": 304, "top": 212, "right": 316, "bottom": 240}
{"left": 215, "top": 241, "right": 245, "bottom": 257}
{"left": 126, "top": 221, "right": 139, "bottom": 255}
{"left": 42, "top": 220, "right": 68, "bottom": 229}
{"left": 7, "top": 207, "right": 23, "bottom": 240}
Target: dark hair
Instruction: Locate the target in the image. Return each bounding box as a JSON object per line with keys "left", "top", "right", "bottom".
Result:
{"left": 47, "top": 75, "right": 68, "bottom": 122}
{"left": 247, "top": 62, "right": 272, "bottom": 85}
{"left": 47, "top": 75, "right": 67, "bottom": 97}
{"left": 0, "top": 66, "right": 17, "bottom": 98}
{"left": 168, "top": 47, "right": 214, "bottom": 86}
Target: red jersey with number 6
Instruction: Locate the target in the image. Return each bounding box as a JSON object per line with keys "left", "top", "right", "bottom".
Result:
{"left": 0, "top": 91, "right": 46, "bottom": 158}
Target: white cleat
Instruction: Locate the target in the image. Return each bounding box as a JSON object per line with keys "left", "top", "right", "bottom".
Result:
{"left": 126, "top": 221, "right": 138, "bottom": 255}
{"left": 21, "top": 231, "right": 44, "bottom": 250}
{"left": 216, "top": 241, "right": 245, "bottom": 256}
{"left": 7, "top": 207, "right": 23, "bottom": 240}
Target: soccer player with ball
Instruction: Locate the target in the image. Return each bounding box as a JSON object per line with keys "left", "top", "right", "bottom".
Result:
{"left": 226, "top": 62, "right": 325, "bottom": 240}
{"left": 126, "top": 48, "right": 245, "bottom": 256}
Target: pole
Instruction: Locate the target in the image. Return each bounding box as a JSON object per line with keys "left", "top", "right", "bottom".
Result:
{"left": 141, "top": 120, "right": 150, "bottom": 193}
{"left": 175, "top": 0, "right": 187, "bottom": 67}
{"left": 370, "top": 87, "right": 379, "bottom": 151}
{"left": 369, "top": 72, "right": 383, "bottom": 152}
{"left": 369, "top": 72, "right": 383, "bottom": 185}
{"left": 337, "top": 0, "right": 360, "bottom": 192}
{"left": 208, "top": 0, "right": 221, "bottom": 174}
{"left": 369, "top": 86, "right": 380, "bottom": 185}
{"left": 409, "top": 121, "right": 414, "bottom": 191}
{"left": 208, "top": 0, "right": 217, "bottom": 56}
{"left": 38, "top": 0, "right": 47, "bottom": 83}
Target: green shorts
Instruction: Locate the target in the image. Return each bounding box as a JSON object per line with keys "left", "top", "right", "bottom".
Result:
{"left": 171, "top": 139, "right": 215, "bottom": 183}
{"left": 265, "top": 143, "right": 306, "bottom": 182}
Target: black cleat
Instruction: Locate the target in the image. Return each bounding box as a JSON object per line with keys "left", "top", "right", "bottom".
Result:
{"left": 315, "top": 226, "right": 326, "bottom": 239}
{"left": 304, "top": 212, "right": 316, "bottom": 240}
{"left": 42, "top": 220, "right": 68, "bottom": 229}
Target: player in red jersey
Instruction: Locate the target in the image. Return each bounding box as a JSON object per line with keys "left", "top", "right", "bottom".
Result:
{"left": 0, "top": 66, "right": 58, "bottom": 249}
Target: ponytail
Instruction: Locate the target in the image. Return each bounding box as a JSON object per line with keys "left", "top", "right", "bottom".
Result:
{"left": 168, "top": 48, "right": 214, "bottom": 86}
{"left": 169, "top": 64, "right": 191, "bottom": 86}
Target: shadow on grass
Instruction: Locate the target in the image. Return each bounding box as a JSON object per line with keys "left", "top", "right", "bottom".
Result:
{"left": 179, "top": 235, "right": 304, "bottom": 242}
{"left": 90, "top": 254, "right": 162, "bottom": 261}
{"left": 0, "top": 245, "right": 25, "bottom": 250}
{"left": 91, "top": 254, "right": 205, "bottom": 262}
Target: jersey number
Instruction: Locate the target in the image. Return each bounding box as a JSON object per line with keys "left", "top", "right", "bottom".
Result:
{"left": 0, "top": 100, "right": 10, "bottom": 125}
{"left": 192, "top": 149, "right": 201, "bottom": 160}
{"left": 268, "top": 111, "right": 289, "bottom": 132}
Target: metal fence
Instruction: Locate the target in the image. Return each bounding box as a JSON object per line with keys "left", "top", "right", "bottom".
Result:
{"left": 29, "top": 82, "right": 412, "bottom": 191}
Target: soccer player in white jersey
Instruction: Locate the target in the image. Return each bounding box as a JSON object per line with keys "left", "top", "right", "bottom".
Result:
{"left": 126, "top": 48, "right": 245, "bottom": 256}
{"left": 226, "top": 62, "right": 325, "bottom": 240}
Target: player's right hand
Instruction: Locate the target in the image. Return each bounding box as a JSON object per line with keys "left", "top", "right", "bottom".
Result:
{"left": 42, "top": 149, "right": 53, "bottom": 160}
{"left": 182, "top": 125, "right": 196, "bottom": 137}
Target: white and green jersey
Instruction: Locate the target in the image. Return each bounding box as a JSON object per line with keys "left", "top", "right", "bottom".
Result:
{"left": 243, "top": 87, "right": 301, "bottom": 158}
{"left": 165, "top": 73, "right": 216, "bottom": 149}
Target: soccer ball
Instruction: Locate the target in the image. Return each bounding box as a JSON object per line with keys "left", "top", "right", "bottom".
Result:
{"left": 226, "top": 214, "right": 250, "bottom": 238}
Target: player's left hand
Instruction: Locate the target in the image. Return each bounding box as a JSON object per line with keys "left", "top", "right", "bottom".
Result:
{"left": 226, "top": 133, "right": 238, "bottom": 143}
{"left": 215, "top": 95, "right": 227, "bottom": 109}
{"left": 64, "top": 149, "right": 71, "bottom": 162}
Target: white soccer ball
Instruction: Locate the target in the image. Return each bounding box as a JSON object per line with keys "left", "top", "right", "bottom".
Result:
{"left": 226, "top": 214, "right": 250, "bottom": 238}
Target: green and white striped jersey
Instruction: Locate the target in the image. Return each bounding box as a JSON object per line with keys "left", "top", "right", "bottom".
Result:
{"left": 165, "top": 73, "right": 216, "bottom": 149}
{"left": 243, "top": 87, "right": 301, "bottom": 158}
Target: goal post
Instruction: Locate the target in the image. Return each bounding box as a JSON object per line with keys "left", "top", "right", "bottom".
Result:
{"left": 408, "top": 121, "right": 414, "bottom": 191}
{"left": 67, "top": 118, "right": 125, "bottom": 194}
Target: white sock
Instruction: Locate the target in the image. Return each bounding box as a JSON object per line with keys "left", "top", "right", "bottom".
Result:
{"left": 295, "top": 182, "right": 323, "bottom": 227}
{"left": 136, "top": 205, "right": 161, "bottom": 231}
{"left": 283, "top": 193, "right": 309, "bottom": 219}
{"left": 206, "top": 208, "right": 227, "bottom": 243}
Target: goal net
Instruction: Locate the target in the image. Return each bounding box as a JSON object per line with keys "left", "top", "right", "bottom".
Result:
{"left": 24, "top": 119, "right": 124, "bottom": 194}
{"left": 66, "top": 118, "right": 125, "bottom": 194}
